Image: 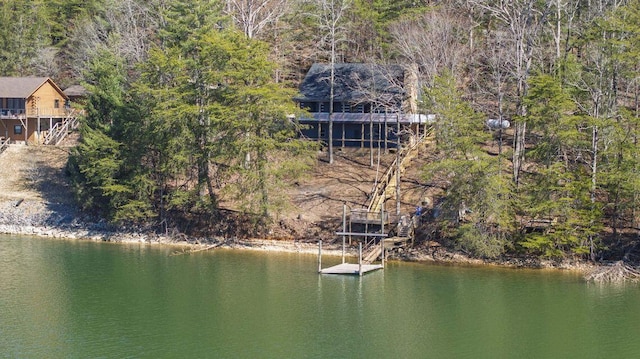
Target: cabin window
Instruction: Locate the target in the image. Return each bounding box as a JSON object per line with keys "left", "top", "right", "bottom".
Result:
{"left": 54, "top": 99, "right": 60, "bottom": 109}
{"left": 300, "top": 102, "right": 318, "bottom": 112}
{"left": 14, "top": 125, "right": 22, "bottom": 135}
{"left": 7, "top": 98, "right": 25, "bottom": 111}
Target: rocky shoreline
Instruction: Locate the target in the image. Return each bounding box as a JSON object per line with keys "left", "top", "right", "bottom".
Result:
{"left": 0, "top": 198, "right": 348, "bottom": 256}
{"left": 0, "top": 219, "right": 594, "bottom": 271}
{"left": 0, "top": 222, "right": 355, "bottom": 257}
{"left": 0, "top": 198, "right": 603, "bottom": 278}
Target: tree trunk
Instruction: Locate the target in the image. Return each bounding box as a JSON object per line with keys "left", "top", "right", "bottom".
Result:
{"left": 328, "top": 31, "right": 335, "bottom": 165}
{"left": 512, "top": 121, "right": 526, "bottom": 187}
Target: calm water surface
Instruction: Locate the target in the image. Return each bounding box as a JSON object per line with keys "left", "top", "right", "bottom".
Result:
{"left": 1, "top": 235, "right": 640, "bottom": 358}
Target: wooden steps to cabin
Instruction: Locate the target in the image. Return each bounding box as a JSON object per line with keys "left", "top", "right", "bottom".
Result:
{"left": 366, "top": 131, "right": 432, "bottom": 215}
{"left": 0, "top": 137, "right": 8, "bottom": 155}
{"left": 43, "top": 110, "right": 80, "bottom": 145}
{"left": 363, "top": 245, "right": 382, "bottom": 264}
{"left": 399, "top": 220, "right": 411, "bottom": 236}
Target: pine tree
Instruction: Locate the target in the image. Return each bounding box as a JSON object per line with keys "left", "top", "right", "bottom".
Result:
{"left": 68, "top": 50, "right": 154, "bottom": 222}
{"left": 423, "top": 71, "right": 513, "bottom": 258}
{"left": 518, "top": 74, "right": 601, "bottom": 258}
{"left": 136, "top": 0, "right": 314, "bottom": 222}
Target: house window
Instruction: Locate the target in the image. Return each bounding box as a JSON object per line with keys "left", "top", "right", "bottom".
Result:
{"left": 7, "top": 98, "right": 25, "bottom": 112}
{"left": 300, "top": 102, "right": 319, "bottom": 112}
{"left": 14, "top": 125, "right": 23, "bottom": 135}
{"left": 54, "top": 99, "right": 60, "bottom": 109}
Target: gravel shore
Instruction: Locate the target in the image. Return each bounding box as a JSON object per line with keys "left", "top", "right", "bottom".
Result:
{"left": 0, "top": 145, "right": 596, "bottom": 274}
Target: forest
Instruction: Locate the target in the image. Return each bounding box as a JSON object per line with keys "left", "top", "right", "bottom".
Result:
{"left": 2, "top": 0, "right": 640, "bottom": 262}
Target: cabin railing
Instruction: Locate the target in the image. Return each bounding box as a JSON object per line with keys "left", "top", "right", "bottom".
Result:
{"left": 0, "top": 107, "right": 77, "bottom": 118}
{"left": 43, "top": 109, "right": 81, "bottom": 145}
{"left": 350, "top": 208, "right": 395, "bottom": 224}
{"left": 0, "top": 108, "right": 26, "bottom": 119}
{"left": 0, "top": 137, "right": 8, "bottom": 155}
{"left": 28, "top": 108, "right": 73, "bottom": 117}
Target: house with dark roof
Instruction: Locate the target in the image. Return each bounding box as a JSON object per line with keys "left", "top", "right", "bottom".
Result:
{"left": 295, "top": 63, "right": 431, "bottom": 148}
{"left": 0, "top": 77, "right": 80, "bottom": 144}
{"left": 63, "top": 84, "right": 89, "bottom": 103}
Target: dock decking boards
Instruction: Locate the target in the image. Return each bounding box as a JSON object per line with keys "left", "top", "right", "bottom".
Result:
{"left": 320, "top": 263, "right": 383, "bottom": 275}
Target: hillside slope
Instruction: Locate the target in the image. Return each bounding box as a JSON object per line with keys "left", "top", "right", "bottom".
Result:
{"left": 0, "top": 143, "right": 433, "bottom": 241}
{"left": 0, "top": 143, "right": 78, "bottom": 227}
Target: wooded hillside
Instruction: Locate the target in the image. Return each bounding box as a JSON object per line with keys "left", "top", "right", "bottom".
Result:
{"left": 3, "top": 0, "right": 640, "bottom": 261}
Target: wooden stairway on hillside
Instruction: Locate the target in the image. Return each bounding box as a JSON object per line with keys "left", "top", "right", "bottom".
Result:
{"left": 363, "top": 245, "right": 382, "bottom": 264}
{"left": 367, "top": 130, "right": 432, "bottom": 215}
{"left": 0, "top": 137, "right": 8, "bottom": 155}
{"left": 43, "top": 109, "right": 81, "bottom": 145}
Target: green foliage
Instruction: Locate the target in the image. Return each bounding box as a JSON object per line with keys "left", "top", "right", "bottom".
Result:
{"left": 69, "top": 49, "right": 154, "bottom": 223}
{"left": 131, "top": 2, "right": 314, "bottom": 223}
{"left": 518, "top": 74, "right": 603, "bottom": 259}
{"left": 423, "top": 71, "right": 490, "bottom": 158}
{"left": 456, "top": 223, "right": 508, "bottom": 259}
{"left": 45, "top": 0, "right": 102, "bottom": 46}
{"left": 82, "top": 50, "right": 126, "bottom": 130}
{"left": 423, "top": 71, "right": 514, "bottom": 259}
{"left": 346, "top": 0, "right": 429, "bottom": 59}
{"left": 518, "top": 163, "right": 599, "bottom": 258}
{"left": 523, "top": 74, "right": 582, "bottom": 167}
{"left": 0, "top": 0, "right": 49, "bottom": 75}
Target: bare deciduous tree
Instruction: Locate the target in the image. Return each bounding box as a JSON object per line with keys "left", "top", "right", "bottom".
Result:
{"left": 304, "top": 0, "right": 352, "bottom": 164}
{"left": 464, "top": 0, "right": 553, "bottom": 187}
{"left": 389, "top": 7, "right": 471, "bottom": 87}
{"left": 225, "top": 0, "right": 291, "bottom": 39}
{"left": 67, "top": 0, "right": 160, "bottom": 79}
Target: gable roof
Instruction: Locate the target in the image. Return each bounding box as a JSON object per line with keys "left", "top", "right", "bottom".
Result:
{"left": 296, "top": 63, "right": 406, "bottom": 104}
{"left": 0, "top": 77, "right": 68, "bottom": 99}
{"left": 64, "top": 84, "right": 89, "bottom": 98}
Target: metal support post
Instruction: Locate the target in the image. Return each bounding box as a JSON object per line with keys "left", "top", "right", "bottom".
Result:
{"left": 318, "top": 240, "right": 322, "bottom": 273}
{"left": 342, "top": 204, "right": 346, "bottom": 264}
{"left": 358, "top": 242, "right": 363, "bottom": 276}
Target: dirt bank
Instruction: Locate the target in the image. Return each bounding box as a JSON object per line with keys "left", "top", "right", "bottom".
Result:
{"left": 0, "top": 143, "right": 595, "bottom": 274}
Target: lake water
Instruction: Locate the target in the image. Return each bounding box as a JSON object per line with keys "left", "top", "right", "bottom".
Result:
{"left": 1, "top": 235, "right": 640, "bottom": 358}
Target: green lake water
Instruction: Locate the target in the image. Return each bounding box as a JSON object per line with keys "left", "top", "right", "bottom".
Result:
{"left": 1, "top": 235, "right": 640, "bottom": 358}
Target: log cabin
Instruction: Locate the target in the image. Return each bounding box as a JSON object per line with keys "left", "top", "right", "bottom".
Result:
{"left": 0, "top": 77, "right": 80, "bottom": 145}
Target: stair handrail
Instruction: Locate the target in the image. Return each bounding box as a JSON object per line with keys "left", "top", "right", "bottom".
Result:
{"left": 0, "top": 137, "right": 8, "bottom": 155}
{"left": 43, "top": 121, "right": 62, "bottom": 145}
{"left": 43, "top": 109, "right": 81, "bottom": 145}
{"left": 366, "top": 128, "right": 433, "bottom": 214}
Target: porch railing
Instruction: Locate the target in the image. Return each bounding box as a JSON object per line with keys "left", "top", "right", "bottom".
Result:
{"left": 28, "top": 107, "right": 72, "bottom": 117}
{"left": 0, "top": 107, "right": 75, "bottom": 118}
{"left": 0, "top": 108, "right": 26, "bottom": 119}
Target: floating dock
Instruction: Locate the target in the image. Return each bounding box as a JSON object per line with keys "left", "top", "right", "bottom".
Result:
{"left": 320, "top": 263, "right": 383, "bottom": 275}
{"left": 317, "top": 239, "right": 385, "bottom": 276}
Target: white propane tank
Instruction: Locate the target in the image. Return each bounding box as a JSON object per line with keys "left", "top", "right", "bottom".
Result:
{"left": 486, "top": 118, "right": 510, "bottom": 129}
